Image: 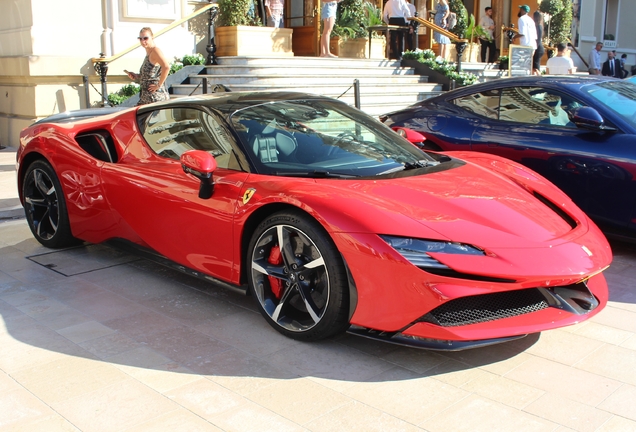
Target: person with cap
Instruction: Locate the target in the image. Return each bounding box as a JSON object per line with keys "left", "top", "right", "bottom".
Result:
{"left": 546, "top": 43, "right": 574, "bottom": 75}
{"left": 516, "top": 5, "right": 537, "bottom": 51}
{"left": 602, "top": 50, "right": 622, "bottom": 78}
{"left": 479, "top": 6, "right": 497, "bottom": 63}
{"left": 588, "top": 41, "right": 603, "bottom": 75}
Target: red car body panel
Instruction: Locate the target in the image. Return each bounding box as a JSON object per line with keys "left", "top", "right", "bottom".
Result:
{"left": 17, "top": 96, "right": 612, "bottom": 347}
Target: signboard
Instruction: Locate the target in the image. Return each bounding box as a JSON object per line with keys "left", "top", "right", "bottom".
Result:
{"left": 508, "top": 44, "right": 533, "bottom": 77}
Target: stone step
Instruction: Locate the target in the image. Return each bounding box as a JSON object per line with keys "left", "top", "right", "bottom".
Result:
{"left": 201, "top": 65, "right": 417, "bottom": 76}
{"left": 172, "top": 82, "right": 441, "bottom": 96}
{"left": 182, "top": 74, "right": 430, "bottom": 87}
{"left": 216, "top": 56, "right": 401, "bottom": 68}
{"left": 167, "top": 55, "right": 449, "bottom": 118}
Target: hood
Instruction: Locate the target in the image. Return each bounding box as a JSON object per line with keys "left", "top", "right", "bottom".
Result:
{"left": 296, "top": 159, "right": 586, "bottom": 250}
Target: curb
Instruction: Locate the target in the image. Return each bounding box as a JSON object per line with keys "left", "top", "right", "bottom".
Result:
{"left": 0, "top": 205, "right": 24, "bottom": 221}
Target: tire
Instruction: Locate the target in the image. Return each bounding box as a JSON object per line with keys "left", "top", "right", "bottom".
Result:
{"left": 247, "top": 210, "right": 350, "bottom": 341}
{"left": 22, "top": 160, "right": 79, "bottom": 248}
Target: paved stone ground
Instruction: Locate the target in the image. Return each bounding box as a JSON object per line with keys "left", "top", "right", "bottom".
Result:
{"left": 2, "top": 147, "right": 636, "bottom": 431}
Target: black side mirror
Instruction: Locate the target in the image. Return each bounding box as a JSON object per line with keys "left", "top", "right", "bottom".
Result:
{"left": 568, "top": 106, "right": 616, "bottom": 131}
{"left": 181, "top": 150, "right": 217, "bottom": 199}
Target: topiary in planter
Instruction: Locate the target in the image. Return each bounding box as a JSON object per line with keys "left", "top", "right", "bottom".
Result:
{"left": 218, "top": 0, "right": 260, "bottom": 27}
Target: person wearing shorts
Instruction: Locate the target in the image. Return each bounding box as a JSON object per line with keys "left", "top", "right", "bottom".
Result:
{"left": 320, "top": 1, "right": 342, "bottom": 57}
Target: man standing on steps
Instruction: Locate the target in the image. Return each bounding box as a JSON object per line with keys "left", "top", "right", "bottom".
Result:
{"left": 479, "top": 6, "right": 497, "bottom": 63}
{"left": 588, "top": 41, "right": 603, "bottom": 75}
{"left": 516, "top": 5, "right": 537, "bottom": 51}
{"left": 383, "top": 0, "right": 413, "bottom": 60}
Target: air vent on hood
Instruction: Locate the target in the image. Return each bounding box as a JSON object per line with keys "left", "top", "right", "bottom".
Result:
{"left": 532, "top": 191, "right": 577, "bottom": 229}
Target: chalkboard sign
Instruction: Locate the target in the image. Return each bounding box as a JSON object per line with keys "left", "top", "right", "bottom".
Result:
{"left": 508, "top": 44, "right": 533, "bottom": 77}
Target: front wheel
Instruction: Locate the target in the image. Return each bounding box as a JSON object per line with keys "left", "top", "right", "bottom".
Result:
{"left": 22, "top": 160, "right": 79, "bottom": 248}
{"left": 247, "top": 210, "right": 349, "bottom": 341}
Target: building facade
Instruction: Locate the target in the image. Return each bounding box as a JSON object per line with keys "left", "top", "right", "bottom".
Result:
{"left": 0, "top": 0, "right": 634, "bottom": 149}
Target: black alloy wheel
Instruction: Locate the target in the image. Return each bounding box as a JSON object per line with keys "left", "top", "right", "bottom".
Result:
{"left": 247, "top": 210, "right": 349, "bottom": 341}
{"left": 22, "top": 160, "right": 78, "bottom": 248}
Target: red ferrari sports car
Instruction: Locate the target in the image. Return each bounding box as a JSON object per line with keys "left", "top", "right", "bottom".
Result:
{"left": 17, "top": 92, "right": 612, "bottom": 350}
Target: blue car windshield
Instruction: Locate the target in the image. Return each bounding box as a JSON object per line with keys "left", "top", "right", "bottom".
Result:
{"left": 582, "top": 81, "right": 636, "bottom": 128}
{"left": 229, "top": 99, "right": 439, "bottom": 177}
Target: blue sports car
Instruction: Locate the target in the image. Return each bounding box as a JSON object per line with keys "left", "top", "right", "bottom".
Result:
{"left": 381, "top": 76, "right": 636, "bottom": 238}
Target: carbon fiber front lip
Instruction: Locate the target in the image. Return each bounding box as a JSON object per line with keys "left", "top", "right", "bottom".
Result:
{"left": 346, "top": 325, "right": 527, "bottom": 351}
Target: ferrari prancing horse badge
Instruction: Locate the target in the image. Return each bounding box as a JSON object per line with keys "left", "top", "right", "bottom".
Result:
{"left": 242, "top": 188, "right": 256, "bottom": 204}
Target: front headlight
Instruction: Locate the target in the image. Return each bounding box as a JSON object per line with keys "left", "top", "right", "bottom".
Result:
{"left": 380, "top": 236, "right": 484, "bottom": 269}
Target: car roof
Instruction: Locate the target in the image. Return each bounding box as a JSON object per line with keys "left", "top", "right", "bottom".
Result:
{"left": 428, "top": 75, "right": 625, "bottom": 101}
{"left": 32, "top": 106, "right": 130, "bottom": 125}
{"left": 137, "top": 91, "right": 343, "bottom": 117}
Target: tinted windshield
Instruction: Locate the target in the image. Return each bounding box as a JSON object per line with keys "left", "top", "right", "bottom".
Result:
{"left": 230, "top": 99, "right": 439, "bottom": 177}
{"left": 582, "top": 81, "right": 636, "bottom": 128}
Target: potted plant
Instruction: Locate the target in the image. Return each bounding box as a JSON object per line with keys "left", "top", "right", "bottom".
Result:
{"left": 216, "top": 0, "right": 294, "bottom": 57}
{"left": 498, "top": 55, "right": 509, "bottom": 70}
{"left": 330, "top": 0, "right": 386, "bottom": 59}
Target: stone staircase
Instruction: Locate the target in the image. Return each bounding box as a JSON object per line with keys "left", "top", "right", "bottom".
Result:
{"left": 171, "top": 56, "right": 445, "bottom": 117}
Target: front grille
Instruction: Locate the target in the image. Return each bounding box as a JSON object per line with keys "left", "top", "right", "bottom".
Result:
{"left": 419, "top": 289, "right": 549, "bottom": 327}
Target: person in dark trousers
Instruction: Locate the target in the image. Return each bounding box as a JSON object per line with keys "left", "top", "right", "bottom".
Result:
{"left": 383, "top": 0, "right": 412, "bottom": 60}
{"left": 532, "top": 11, "right": 544, "bottom": 75}
{"left": 479, "top": 7, "right": 497, "bottom": 63}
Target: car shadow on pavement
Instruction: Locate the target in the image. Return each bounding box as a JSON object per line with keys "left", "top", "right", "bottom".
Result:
{"left": 0, "top": 230, "right": 557, "bottom": 385}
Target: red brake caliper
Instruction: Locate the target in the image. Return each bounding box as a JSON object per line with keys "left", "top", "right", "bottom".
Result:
{"left": 267, "top": 245, "right": 284, "bottom": 299}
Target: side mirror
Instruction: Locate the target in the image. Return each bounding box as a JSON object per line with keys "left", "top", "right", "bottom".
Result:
{"left": 392, "top": 127, "right": 427, "bottom": 148}
{"left": 181, "top": 150, "right": 217, "bottom": 199}
{"left": 568, "top": 106, "right": 615, "bottom": 131}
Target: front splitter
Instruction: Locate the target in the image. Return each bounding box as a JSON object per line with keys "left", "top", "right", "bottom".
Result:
{"left": 347, "top": 325, "right": 527, "bottom": 351}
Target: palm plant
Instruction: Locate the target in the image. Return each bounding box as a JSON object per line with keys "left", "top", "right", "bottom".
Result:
{"left": 333, "top": 0, "right": 367, "bottom": 39}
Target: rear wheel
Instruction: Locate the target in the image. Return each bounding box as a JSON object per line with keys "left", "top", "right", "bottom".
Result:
{"left": 22, "top": 160, "right": 79, "bottom": 248}
{"left": 247, "top": 210, "right": 349, "bottom": 341}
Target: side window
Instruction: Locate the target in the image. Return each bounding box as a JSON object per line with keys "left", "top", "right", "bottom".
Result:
{"left": 141, "top": 107, "right": 241, "bottom": 169}
{"left": 452, "top": 89, "right": 501, "bottom": 120}
{"left": 499, "top": 87, "right": 585, "bottom": 128}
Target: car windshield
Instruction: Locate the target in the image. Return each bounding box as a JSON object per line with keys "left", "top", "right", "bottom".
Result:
{"left": 230, "top": 99, "right": 440, "bottom": 177}
{"left": 582, "top": 81, "right": 636, "bottom": 128}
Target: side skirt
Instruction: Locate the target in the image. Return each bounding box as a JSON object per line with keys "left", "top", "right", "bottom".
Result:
{"left": 106, "top": 238, "right": 249, "bottom": 296}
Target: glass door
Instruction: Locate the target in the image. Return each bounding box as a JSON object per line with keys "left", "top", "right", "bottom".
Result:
{"left": 288, "top": 0, "right": 320, "bottom": 56}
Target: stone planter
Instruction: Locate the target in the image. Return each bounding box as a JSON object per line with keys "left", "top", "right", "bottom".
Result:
{"left": 216, "top": 26, "right": 293, "bottom": 57}
{"left": 444, "top": 43, "right": 481, "bottom": 63}
{"left": 330, "top": 37, "right": 386, "bottom": 59}
{"left": 401, "top": 59, "right": 453, "bottom": 91}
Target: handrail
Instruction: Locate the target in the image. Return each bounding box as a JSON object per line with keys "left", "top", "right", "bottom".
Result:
{"left": 407, "top": 16, "right": 468, "bottom": 43}
{"left": 92, "top": 2, "right": 217, "bottom": 64}
{"left": 567, "top": 38, "right": 589, "bottom": 69}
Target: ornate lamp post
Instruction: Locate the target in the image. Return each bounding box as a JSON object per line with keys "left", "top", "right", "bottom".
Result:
{"left": 206, "top": 2, "right": 220, "bottom": 65}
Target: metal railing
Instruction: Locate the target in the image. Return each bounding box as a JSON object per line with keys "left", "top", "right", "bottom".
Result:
{"left": 407, "top": 16, "right": 469, "bottom": 71}
{"left": 90, "top": 2, "right": 219, "bottom": 106}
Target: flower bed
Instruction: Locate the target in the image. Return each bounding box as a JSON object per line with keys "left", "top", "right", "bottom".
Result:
{"left": 402, "top": 49, "right": 478, "bottom": 90}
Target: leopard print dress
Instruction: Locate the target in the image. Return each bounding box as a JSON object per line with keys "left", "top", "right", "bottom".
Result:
{"left": 137, "top": 55, "right": 168, "bottom": 105}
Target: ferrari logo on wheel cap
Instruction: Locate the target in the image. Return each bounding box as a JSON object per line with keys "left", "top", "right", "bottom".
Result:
{"left": 242, "top": 188, "right": 256, "bottom": 204}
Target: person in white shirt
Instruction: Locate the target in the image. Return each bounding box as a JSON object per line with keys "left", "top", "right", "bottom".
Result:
{"left": 516, "top": 5, "right": 537, "bottom": 49}
{"left": 479, "top": 6, "right": 496, "bottom": 63}
{"left": 383, "top": 0, "right": 412, "bottom": 59}
{"left": 588, "top": 42, "right": 603, "bottom": 75}
{"left": 546, "top": 43, "right": 574, "bottom": 75}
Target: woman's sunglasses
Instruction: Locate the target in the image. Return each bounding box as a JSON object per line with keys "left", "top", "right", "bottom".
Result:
{"left": 138, "top": 36, "right": 150, "bottom": 41}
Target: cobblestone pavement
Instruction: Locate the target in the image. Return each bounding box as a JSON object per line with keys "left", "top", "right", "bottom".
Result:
{"left": 1, "top": 146, "right": 636, "bottom": 431}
